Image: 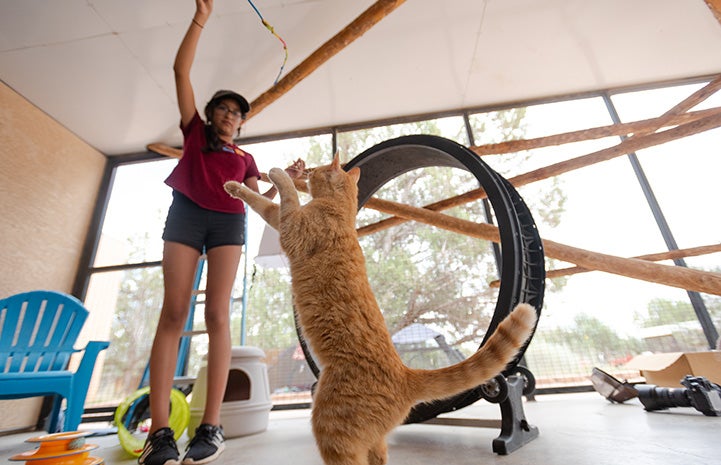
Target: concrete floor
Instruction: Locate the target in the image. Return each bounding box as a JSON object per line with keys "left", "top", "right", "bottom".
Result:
{"left": 1, "top": 392, "right": 718, "bottom": 465}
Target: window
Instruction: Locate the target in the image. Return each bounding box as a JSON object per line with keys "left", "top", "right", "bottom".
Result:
{"left": 80, "top": 79, "right": 720, "bottom": 409}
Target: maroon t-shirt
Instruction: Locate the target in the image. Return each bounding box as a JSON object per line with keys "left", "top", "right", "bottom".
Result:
{"left": 165, "top": 112, "right": 260, "bottom": 214}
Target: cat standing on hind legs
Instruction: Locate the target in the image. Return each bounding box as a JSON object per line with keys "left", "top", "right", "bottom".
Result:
{"left": 224, "top": 154, "right": 538, "bottom": 465}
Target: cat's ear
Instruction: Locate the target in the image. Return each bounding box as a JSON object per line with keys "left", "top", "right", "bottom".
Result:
{"left": 347, "top": 167, "right": 361, "bottom": 184}
{"left": 331, "top": 151, "right": 341, "bottom": 171}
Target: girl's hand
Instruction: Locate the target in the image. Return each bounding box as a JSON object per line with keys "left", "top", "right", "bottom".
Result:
{"left": 285, "top": 159, "right": 306, "bottom": 179}
{"left": 195, "top": 0, "right": 213, "bottom": 21}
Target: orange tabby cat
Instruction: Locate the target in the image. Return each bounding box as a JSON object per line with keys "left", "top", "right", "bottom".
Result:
{"left": 224, "top": 155, "right": 537, "bottom": 465}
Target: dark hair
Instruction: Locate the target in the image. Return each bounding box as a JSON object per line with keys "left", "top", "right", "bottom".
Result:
{"left": 202, "top": 98, "right": 246, "bottom": 153}
{"left": 202, "top": 99, "right": 225, "bottom": 153}
{"left": 202, "top": 124, "right": 225, "bottom": 153}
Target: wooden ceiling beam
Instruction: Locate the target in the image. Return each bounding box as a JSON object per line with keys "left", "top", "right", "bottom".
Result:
{"left": 361, "top": 195, "right": 721, "bottom": 296}
{"left": 147, "top": 142, "right": 181, "bottom": 158}
{"left": 353, "top": 75, "right": 721, "bottom": 296}
{"left": 508, "top": 110, "right": 721, "bottom": 186}
{"left": 471, "top": 72, "right": 721, "bottom": 158}
{"left": 489, "top": 243, "right": 721, "bottom": 286}
{"left": 359, "top": 74, "right": 721, "bottom": 234}
{"left": 248, "top": 0, "right": 407, "bottom": 119}
{"left": 705, "top": 0, "right": 721, "bottom": 24}
{"left": 471, "top": 106, "right": 721, "bottom": 156}
{"left": 357, "top": 110, "right": 721, "bottom": 236}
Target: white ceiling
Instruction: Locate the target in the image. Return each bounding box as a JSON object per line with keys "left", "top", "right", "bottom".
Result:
{"left": 2, "top": 0, "right": 721, "bottom": 156}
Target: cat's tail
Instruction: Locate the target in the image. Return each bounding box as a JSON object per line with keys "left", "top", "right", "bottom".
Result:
{"left": 407, "top": 303, "right": 537, "bottom": 404}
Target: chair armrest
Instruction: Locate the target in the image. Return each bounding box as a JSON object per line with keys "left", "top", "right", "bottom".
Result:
{"left": 75, "top": 341, "right": 110, "bottom": 376}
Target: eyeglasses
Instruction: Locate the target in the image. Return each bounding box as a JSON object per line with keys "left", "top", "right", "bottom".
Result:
{"left": 215, "top": 104, "right": 244, "bottom": 119}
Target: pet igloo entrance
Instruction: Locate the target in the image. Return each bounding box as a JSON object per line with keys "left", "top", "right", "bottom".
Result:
{"left": 188, "top": 346, "right": 273, "bottom": 439}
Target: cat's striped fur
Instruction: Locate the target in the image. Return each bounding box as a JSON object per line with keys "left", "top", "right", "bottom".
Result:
{"left": 224, "top": 155, "right": 537, "bottom": 465}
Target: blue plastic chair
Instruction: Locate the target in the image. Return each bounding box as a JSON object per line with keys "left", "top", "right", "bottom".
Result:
{"left": 0, "top": 290, "right": 110, "bottom": 432}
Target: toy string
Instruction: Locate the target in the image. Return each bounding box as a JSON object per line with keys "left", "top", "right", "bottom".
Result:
{"left": 246, "top": 0, "right": 288, "bottom": 85}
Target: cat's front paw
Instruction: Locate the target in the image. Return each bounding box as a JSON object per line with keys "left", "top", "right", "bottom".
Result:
{"left": 224, "top": 180, "right": 250, "bottom": 200}
{"left": 268, "top": 167, "right": 291, "bottom": 184}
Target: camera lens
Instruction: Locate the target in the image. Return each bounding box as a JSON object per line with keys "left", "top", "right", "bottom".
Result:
{"left": 636, "top": 384, "right": 691, "bottom": 411}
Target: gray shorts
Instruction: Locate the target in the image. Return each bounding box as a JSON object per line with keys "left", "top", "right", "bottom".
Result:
{"left": 162, "top": 191, "right": 245, "bottom": 253}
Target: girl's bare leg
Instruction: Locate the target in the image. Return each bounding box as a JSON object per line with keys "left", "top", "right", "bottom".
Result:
{"left": 149, "top": 241, "right": 201, "bottom": 433}
{"left": 200, "top": 244, "right": 241, "bottom": 425}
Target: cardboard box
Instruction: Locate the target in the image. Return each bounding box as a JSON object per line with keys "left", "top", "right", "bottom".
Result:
{"left": 624, "top": 351, "right": 721, "bottom": 387}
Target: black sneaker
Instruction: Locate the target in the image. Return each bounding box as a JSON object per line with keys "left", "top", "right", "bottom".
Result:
{"left": 138, "top": 427, "right": 180, "bottom": 465}
{"left": 182, "top": 424, "right": 225, "bottom": 465}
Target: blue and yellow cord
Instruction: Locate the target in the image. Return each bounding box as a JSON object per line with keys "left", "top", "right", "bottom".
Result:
{"left": 246, "top": 0, "right": 288, "bottom": 85}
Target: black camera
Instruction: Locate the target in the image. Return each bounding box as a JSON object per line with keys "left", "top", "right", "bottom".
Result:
{"left": 635, "top": 375, "right": 721, "bottom": 416}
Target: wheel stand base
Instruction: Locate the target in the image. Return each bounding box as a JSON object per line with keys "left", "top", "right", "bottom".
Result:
{"left": 492, "top": 375, "right": 539, "bottom": 454}
{"left": 422, "top": 375, "right": 539, "bottom": 455}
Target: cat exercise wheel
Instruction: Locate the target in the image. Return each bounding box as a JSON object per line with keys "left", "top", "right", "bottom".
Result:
{"left": 294, "top": 134, "right": 545, "bottom": 454}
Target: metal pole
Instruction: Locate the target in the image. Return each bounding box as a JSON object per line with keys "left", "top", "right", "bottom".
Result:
{"left": 463, "top": 112, "right": 503, "bottom": 270}
{"left": 602, "top": 94, "right": 719, "bottom": 348}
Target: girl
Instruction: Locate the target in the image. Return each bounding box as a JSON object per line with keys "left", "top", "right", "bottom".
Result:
{"left": 140, "top": 2, "right": 304, "bottom": 464}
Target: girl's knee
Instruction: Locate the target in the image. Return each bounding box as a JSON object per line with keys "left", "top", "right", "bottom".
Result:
{"left": 158, "top": 305, "right": 190, "bottom": 330}
{"left": 204, "top": 312, "right": 230, "bottom": 333}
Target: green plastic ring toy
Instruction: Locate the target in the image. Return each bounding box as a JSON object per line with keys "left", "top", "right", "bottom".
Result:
{"left": 115, "top": 387, "right": 189, "bottom": 457}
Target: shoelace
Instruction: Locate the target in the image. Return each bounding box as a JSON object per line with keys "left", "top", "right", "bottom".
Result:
{"left": 155, "top": 433, "right": 179, "bottom": 453}
{"left": 188, "top": 427, "right": 220, "bottom": 448}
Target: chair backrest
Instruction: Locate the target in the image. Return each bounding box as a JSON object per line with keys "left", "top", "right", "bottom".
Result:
{"left": 0, "top": 290, "right": 88, "bottom": 374}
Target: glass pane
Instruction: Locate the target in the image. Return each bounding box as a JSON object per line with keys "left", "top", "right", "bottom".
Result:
{"left": 610, "top": 81, "right": 716, "bottom": 120}
{"left": 359, "top": 166, "right": 500, "bottom": 364}
{"left": 94, "top": 159, "right": 176, "bottom": 267}
{"left": 611, "top": 81, "right": 721, "bottom": 262}
{"left": 82, "top": 267, "right": 164, "bottom": 406}
{"left": 86, "top": 135, "right": 335, "bottom": 407}
{"left": 240, "top": 134, "right": 333, "bottom": 273}
{"left": 467, "top": 87, "right": 719, "bottom": 388}
{"left": 337, "top": 116, "right": 469, "bottom": 159}
{"left": 241, "top": 134, "right": 334, "bottom": 171}
{"left": 242, "top": 267, "right": 308, "bottom": 405}
{"left": 83, "top": 80, "right": 721, "bottom": 408}
{"left": 233, "top": 135, "right": 327, "bottom": 405}
{"left": 469, "top": 96, "right": 616, "bottom": 175}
